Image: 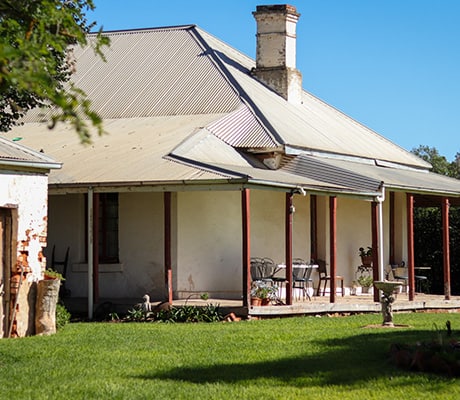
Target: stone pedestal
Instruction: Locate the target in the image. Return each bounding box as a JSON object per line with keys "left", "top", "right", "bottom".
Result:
{"left": 35, "top": 279, "right": 60, "bottom": 335}
{"left": 374, "top": 281, "right": 402, "bottom": 327}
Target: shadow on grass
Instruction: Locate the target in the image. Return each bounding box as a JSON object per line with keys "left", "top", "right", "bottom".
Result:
{"left": 137, "top": 328, "right": 449, "bottom": 387}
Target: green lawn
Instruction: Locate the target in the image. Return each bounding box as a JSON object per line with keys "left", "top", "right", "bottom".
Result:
{"left": 0, "top": 312, "right": 459, "bottom": 399}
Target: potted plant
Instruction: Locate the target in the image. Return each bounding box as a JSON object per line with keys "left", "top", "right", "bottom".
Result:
{"left": 357, "top": 275, "right": 373, "bottom": 293}
{"left": 359, "top": 246, "right": 373, "bottom": 266}
{"left": 250, "top": 281, "right": 277, "bottom": 305}
{"left": 43, "top": 269, "right": 64, "bottom": 281}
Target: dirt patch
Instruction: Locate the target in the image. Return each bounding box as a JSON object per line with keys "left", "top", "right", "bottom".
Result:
{"left": 363, "top": 324, "right": 411, "bottom": 329}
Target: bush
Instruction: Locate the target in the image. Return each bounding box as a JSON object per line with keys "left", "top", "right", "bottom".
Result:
{"left": 56, "top": 302, "right": 71, "bottom": 330}
{"left": 124, "top": 303, "right": 223, "bottom": 323}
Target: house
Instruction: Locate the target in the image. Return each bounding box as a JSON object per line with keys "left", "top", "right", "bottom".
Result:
{"left": 0, "top": 137, "right": 61, "bottom": 337}
{"left": 6, "top": 5, "right": 460, "bottom": 317}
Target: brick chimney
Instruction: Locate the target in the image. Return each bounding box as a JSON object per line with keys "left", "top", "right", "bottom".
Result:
{"left": 252, "top": 4, "right": 302, "bottom": 104}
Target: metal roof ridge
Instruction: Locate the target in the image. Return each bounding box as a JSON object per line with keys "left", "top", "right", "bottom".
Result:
{"left": 190, "top": 27, "right": 285, "bottom": 147}
{"left": 90, "top": 24, "right": 196, "bottom": 36}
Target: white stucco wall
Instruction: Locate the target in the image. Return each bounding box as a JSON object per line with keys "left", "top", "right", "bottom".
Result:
{"left": 47, "top": 188, "right": 405, "bottom": 302}
{"left": 176, "top": 190, "right": 311, "bottom": 299}
{"left": 251, "top": 190, "right": 310, "bottom": 261}
{"left": 1, "top": 171, "right": 49, "bottom": 337}
{"left": 176, "top": 191, "right": 242, "bottom": 298}
{"left": 48, "top": 192, "right": 165, "bottom": 300}
{"left": 0, "top": 172, "right": 49, "bottom": 280}
{"left": 314, "top": 195, "right": 392, "bottom": 288}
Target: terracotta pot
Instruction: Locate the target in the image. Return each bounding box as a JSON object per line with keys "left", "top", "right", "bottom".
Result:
{"left": 261, "top": 298, "right": 270, "bottom": 306}
{"left": 360, "top": 255, "right": 373, "bottom": 266}
{"left": 251, "top": 297, "right": 262, "bottom": 306}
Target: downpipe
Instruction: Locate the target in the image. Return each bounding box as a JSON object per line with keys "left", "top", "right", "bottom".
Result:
{"left": 375, "top": 186, "right": 385, "bottom": 282}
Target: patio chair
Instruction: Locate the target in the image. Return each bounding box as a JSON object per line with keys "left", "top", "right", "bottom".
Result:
{"left": 292, "top": 258, "right": 314, "bottom": 300}
{"left": 316, "top": 259, "right": 344, "bottom": 297}
{"left": 262, "top": 257, "right": 288, "bottom": 300}
{"left": 51, "top": 245, "right": 71, "bottom": 297}
{"left": 392, "top": 262, "right": 408, "bottom": 293}
{"left": 261, "top": 257, "right": 277, "bottom": 285}
{"left": 250, "top": 257, "right": 264, "bottom": 281}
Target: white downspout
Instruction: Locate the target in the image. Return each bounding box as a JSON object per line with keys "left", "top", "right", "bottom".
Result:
{"left": 376, "top": 186, "right": 386, "bottom": 281}
{"left": 87, "top": 187, "right": 94, "bottom": 320}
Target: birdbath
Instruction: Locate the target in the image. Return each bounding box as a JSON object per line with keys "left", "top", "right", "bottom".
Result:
{"left": 373, "top": 281, "right": 402, "bottom": 327}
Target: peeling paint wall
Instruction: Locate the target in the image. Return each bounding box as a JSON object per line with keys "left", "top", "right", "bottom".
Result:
{"left": 0, "top": 172, "right": 49, "bottom": 337}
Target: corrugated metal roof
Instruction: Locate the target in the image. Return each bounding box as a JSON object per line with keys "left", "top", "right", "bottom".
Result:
{"left": 168, "top": 129, "right": 380, "bottom": 195}
{"left": 281, "top": 154, "right": 382, "bottom": 193}
{"left": 293, "top": 155, "right": 460, "bottom": 197}
{"left": 11, "top": 115, "right": 232, "bottom": 185}
{"left": 22, "top": 26, "right": 242, "bottom": 122}
{"left": 199, "top": 28, "right": 431, "bottom": 169}
{"left": 0, "top": 136, "right": 61, "bottom": 170}
{"left": 207, "top": 103, "right": 277, "bottom": 148}
{"left": 21, "top": 24, "right": 430, "bottom": 170}
{"left": 10, "top": 24, "right": 458, "bottom": 198}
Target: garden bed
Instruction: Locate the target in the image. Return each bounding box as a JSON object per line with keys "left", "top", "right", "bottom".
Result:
{"left": 389, "top": 322, "right": 460, "bottom": 376}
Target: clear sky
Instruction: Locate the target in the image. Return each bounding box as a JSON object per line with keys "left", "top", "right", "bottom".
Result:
{"left": 89, "top": 0, "right": 460, "bottom": 162}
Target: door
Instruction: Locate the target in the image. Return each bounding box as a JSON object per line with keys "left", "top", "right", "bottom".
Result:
{"left": 0, "top": 208, "right": 14, "bottom": 338}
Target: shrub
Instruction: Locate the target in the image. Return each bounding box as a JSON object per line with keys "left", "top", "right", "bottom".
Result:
{"left": 56, "top": 302, "right": 71, "bottom": 330}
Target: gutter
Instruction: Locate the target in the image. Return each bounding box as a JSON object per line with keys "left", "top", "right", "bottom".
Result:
{"left": 0, "top": 159, "right": 62, "bottom": 170}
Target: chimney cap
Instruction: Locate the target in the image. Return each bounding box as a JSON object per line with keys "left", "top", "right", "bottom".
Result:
{"left": 254, "top": 4, "right": 299, "bottom": 16}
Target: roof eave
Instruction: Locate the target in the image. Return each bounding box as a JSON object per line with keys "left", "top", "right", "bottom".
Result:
{"left": 0, "top": 159, "right": 62, "bottom": 171}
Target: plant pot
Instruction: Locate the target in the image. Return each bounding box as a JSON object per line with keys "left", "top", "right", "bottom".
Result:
{"left": 261, "top": 298, "right": 270, "bottom": 306}
{"left": 360, "top": 256, "right": 373, "bottom": 266}
{"left": 250, "top": 297, "right": 262, "bottom": 306}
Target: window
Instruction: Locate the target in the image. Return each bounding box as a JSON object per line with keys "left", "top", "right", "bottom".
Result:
{"left": 85, "top": 193, "right": 119, "bottom": 263}
{"left": 98, "top": 193, "right": 119, "bottom": 263}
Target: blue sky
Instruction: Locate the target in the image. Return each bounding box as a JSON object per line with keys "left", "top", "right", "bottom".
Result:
{"left": 89, "top": 1, "right": 460, "bottom": 161}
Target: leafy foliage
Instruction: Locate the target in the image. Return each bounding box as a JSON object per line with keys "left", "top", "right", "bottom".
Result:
{"left": 0, "top": 0, "right": 109, "bottom": 142}
{"left": 56, "top": 302, "right": 71, "bottom": 330}
{"left": 358, "top": 246, "right": 372, "bottom": 257}
{"left": 125, "top": 303, "right": 223, "bottom": 323}
{"left": 250, "top": 281, "right": 278, "bottom": 299}
{"left": 411, "top": 145, "right": 460, "bottom": 178}
{"left": 155, "top": 303, "right": 223, "bottom": 323}
{"left": 411, "top": 146, "right": 460, "bottom": 295}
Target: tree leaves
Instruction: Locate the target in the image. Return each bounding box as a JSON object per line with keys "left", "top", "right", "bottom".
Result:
{"left": 0, "top": 0, "right": 109, "bottom": 143}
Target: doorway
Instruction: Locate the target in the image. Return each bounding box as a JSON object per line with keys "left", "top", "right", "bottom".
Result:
{"left": 0, "top": 208, "right": 16, "bottom": 338}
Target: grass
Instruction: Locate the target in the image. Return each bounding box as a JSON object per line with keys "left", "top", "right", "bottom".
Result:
{"left": 0, "top": 312, "right": 459, "bottom": 399}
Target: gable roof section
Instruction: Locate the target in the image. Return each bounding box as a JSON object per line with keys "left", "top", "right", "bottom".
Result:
{"left": 206, "top": 103, "right": 277, "bottom": 148}
{"left": 22, "top": 26, "right": 242, "bottom": 121}
{"left": 168, "top": 129, "right": 380, "bottom": 196}
{"left": 0, "top": 136, "right": 61, "bottom": 171}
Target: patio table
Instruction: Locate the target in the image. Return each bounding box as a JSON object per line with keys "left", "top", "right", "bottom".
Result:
{"left": 276, "top": 264, "right": 318, "bottom": 300}
{"left": 414, "top": 266, "right": 431, "bottom": 293}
